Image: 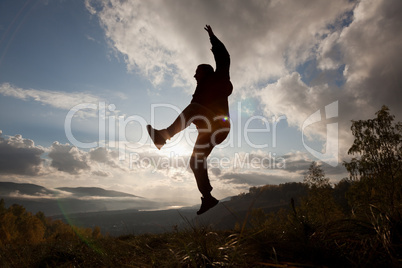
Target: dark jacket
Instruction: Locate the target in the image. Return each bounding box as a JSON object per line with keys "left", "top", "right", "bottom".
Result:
{"left": 191, "top": 35, "right": 233, "bottom": 117}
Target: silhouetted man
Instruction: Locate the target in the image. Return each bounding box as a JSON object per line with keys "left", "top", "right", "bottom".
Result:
{"left": 147, "top": 25, "right": 232, "bottom": 215}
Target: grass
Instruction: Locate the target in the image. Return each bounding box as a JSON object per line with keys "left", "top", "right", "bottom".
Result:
{"left": 0, "top": 227, "right": 319, "bottom": 267}
{"left": 2, "top": 209, "right": 399, "bottom": 268}
{"left": 0, "top": 187, "right": 401, "bottom": 267}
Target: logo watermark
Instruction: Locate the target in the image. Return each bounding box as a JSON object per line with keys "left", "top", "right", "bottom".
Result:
{"left": 302, "top": 101, "right": 338, "bottom": 167}
{"left": 129, "top": 151, "right": 286, "bottom": 173}
{"left": 64, "top": 101, "right": 339, "bottom": 168}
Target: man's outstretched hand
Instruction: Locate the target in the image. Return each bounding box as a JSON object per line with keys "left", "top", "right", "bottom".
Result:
{"left": 204, "top": 25, "right": 214, "bottom": 37}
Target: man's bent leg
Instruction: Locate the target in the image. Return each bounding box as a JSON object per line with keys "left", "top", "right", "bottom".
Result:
{"left": 148, "top": 103, "right": 218, "bottom": 150}
{"left": 148, "top": 103, "right": 204, "bottom": 150}
{"left": 166, "top": 103, "right": 217, "bottom": 138}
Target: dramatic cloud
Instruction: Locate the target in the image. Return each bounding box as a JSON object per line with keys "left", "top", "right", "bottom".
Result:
{"left": 0, "top": 130, "right": 44, "bottom": 175}
{"left": 48, "top": 142, "right": 91, "bottom": 175}
{"left": 86, "top": 0, "right": 353, "bottom": 91}
{"left": 257, "top": 0, "right": 402, "bottom": 160}
{"left": 2, "top": 0, "right": 401, "bottom": 205}
{"left": 339, "top": 0, "right": 402, "bottom": 116}
{"left": 86, "top": 0, "right": 402, "bottom": 154}
{"left": 47, "top": 142, "right": 132, "bottom": 176}
{"left": 257, "top": 72, "right": 337, "bottom": 130}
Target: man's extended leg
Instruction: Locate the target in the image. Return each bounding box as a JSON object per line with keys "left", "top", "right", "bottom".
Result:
{"left": 166, "top": 103, "right": 217, "bottom": 138}
{"left": 148, "top": 103, "right": 216, "bottom": 150}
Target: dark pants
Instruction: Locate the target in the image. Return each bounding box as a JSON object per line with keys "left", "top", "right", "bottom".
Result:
{"left": 166, "top": 103, "right": 230, "bottom": 196}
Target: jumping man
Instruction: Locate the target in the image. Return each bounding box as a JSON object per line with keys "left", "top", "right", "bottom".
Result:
{"left": 147, "top": 25, "right": 232, "bottom": 215}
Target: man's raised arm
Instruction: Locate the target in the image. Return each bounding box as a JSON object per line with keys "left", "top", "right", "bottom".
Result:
{"left": 204, "top": 25, "right": 230, "bottom": 79}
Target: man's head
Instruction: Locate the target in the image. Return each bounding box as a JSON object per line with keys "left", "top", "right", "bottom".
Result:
{"left": 194, "top": 64, "right": 214, "bottom": 83}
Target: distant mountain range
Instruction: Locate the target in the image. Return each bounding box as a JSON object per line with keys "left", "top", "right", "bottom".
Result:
{"left": 0, "top": 182, "right": 163, "bottom": 216}
{"left": 1, "top": 181, "right": 309, "bottom": 236}
{"left": 0, "top": 182, "right": 55, "bottom": 197}
{"left": 56, "top": 187, "right": 140, "bottom": 198}
{"left": 0, "top": 182, "right": 140, "bottom": 198}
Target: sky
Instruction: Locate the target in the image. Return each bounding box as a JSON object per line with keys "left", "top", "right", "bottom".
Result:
{"left": 0, "top": 0, "right": 401, "bottom": 207}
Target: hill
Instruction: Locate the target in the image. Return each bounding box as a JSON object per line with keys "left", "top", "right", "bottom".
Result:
{"left": 0, "top": 181, "right": 309, "bottom": 235}
{"left": 0, "top": 181, "right": 55, "bottom": 196}
{"left": 0, "top": 182, "right": 162, "bottom": 216}
{"left": 52, "top": 182, "right": 309, "bottom": 236}
{"left": 56, "top": 187, "right": 140, "bottom": 198}
{"left": 1, "top": 181, "right": 398, "bottom": 267}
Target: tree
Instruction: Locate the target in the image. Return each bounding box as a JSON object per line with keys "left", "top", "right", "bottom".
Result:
{"left": 303, "top": 161, "right": 330, "bottom": 188}
{"left": 333, "top": 178, "right": 353, "bottom": 214}
{"left": 299, "top": 162, "right": 343, "bottom": 227}
{"left": 0, "top": 199, "right": 5, "bottom": 215}
{"left": 344, "top": 105, "right": 402, "bottom": 218}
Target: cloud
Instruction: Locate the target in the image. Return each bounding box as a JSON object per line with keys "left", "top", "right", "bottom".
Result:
{"left": 281, "top": 151, "right": 315, "bottom": 173}
{"left": 0, "top": 130, "right": 132, "bottom": 178}
{"left": 216, "top": 149, "right": 348, "bottom": 188}
{"left": 86, "top": 0, "right": 353, "bottom": 91}
{"left": 2, "top": 0, "right": 400, "bottom": 206}
{"left": 0, "top": 130, "right": 45, "bottom": 175}
{"left": 281, "top": 151, "right": 348, "bottom": 177}
{"left": 255, "top": 0, "right": 402, "bottom": 159}
{"left": 0, "top": 83, "right": 101, "bottom": 112}
{"left": 92, "top": 170, "right": 111, "bottom": 177}
{"left": 339, "top": 0, "right": 402, "bottom": 116}
{"left": 219, "top": 171, "right": 294, "bottom": 187}
{"left": 86, "top": 0, "right": 402, "bottom": 160}
{"left": 89, "top": 147, "right": 120, "bottom": 168}
{"left": 8, "top": 190, "right": 59, "bottom": 199}
{"left": 210, "top": 167, "right": 221, "bottom": 176}
{"left": 257, "top": 72, "right": 337, "bottom": 132}
{"left": 48, "top": 142, "right": 91, "bottom": 175}
{"left": 45, "top": 139, "right": 155, "bottom": 178}
{"left": 48, "top": 142, "right": 132, "bottom": 176}
{"left": 0, "top": 129, "right": 132, "bottom": 177}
